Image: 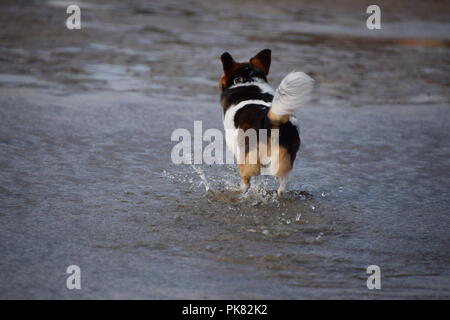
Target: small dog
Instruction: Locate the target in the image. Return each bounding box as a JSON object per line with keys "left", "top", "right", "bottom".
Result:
{"left": 219, "top": 49, "right": 314, "bottom": 196}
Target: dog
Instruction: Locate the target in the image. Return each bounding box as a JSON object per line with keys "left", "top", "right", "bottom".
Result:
{"left": 219, "top": 49, "right": 314, "bottom": 196}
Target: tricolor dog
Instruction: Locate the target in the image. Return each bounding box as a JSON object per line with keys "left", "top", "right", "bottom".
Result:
{"left": 219, "top": 49, "right": 314, "bottom": 196}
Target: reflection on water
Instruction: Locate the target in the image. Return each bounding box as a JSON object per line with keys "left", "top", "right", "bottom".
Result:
{"left": 0, "top": 0, "right": 449, "bottom": 299}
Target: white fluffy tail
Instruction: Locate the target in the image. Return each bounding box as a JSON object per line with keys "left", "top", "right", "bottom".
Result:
{"left": 268, "top": 72, "right": 314, "bottom": 124}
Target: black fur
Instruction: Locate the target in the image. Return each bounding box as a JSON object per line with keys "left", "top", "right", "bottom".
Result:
{"left": 221, "top": 63, "right": 267, "bottom": 91}
{"left": 221, "top": 86, "right": 273, "bottom": 113}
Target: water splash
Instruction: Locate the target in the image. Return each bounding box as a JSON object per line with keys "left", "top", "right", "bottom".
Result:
{"left": 191, "top": 165, "right": 212, "bottom": 192}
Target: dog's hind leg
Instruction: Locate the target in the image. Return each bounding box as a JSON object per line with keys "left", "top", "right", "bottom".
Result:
{"left": 277, "top": 175, "right": 288, "bottom": 197}
{"left": 238, "top": 162, "right": 260, "bottom": 193}
{"left": 270, "top": 146, "right": 292, "bottom": 197}
{"left": 240, "top": 175, "right": 250, "bottom": 193}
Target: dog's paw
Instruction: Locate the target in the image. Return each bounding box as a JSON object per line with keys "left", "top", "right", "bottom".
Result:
{"left": 277, "top": 188, "right": 285, "bottom": 198}
{"left": 241, "top": 183, "right": 250, "bottom": 193}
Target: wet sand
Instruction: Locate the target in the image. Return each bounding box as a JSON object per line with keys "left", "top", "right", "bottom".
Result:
{"left": 0, "top": 0, "right": 449, "bottom": 299}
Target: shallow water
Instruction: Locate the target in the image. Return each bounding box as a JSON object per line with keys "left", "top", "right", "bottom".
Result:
{"left": 0, "top": 0, "right": 449, "bottom": 299}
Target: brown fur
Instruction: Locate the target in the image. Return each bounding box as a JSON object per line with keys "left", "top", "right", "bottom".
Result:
{"left": 267, "top": 110, "right": 290, "bottom": 125}
{"left": 249, "top": 49, "right": 271, "bottom": 75}
{"left": 220, "top": 50, "right": 270, "bottom": 90}
{"left": 237, "top": 136, "right": 292, "bottom": 187}
{"left": 272, "top": 146, "right": 292, "bottom": 177}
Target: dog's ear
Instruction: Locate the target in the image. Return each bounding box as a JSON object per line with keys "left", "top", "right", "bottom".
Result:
{"left": 250, "top": 49, "right": 271, "bottom": 75}
{"left": 221, "top": 52, "right": 238, "bottom": 75}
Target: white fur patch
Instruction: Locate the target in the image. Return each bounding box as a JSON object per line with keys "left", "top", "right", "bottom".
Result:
{"left": 229, "top": 80, "right": 275, "bottom": 95}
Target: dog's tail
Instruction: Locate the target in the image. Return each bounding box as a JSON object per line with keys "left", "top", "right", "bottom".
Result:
{"left": 268, "top": 71, "right": 314, "bottom": 124}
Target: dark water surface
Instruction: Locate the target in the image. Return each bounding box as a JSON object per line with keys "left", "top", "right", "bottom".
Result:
{"left": 0, "top": 0, "right": 449, "bottom": 299}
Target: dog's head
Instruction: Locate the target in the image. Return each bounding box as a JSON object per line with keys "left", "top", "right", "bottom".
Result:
{"left": 219, "top": 49, "right": 271, "bottom": 90}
